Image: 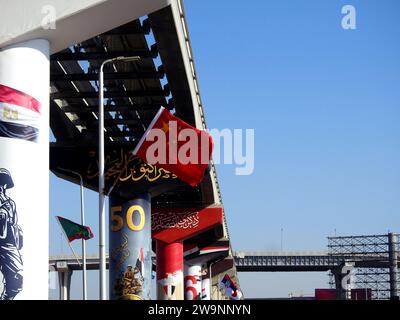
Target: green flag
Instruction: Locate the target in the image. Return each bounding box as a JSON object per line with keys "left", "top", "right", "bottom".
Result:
{"left": 56, "top": 216, "right": 94, "bottom": 242}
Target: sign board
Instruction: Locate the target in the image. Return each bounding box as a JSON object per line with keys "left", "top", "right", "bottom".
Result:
{"left": 51, "top": 146, "right": 184, "bottom": 198}
{"left": 152, "top": 206, "right": 223, "bottom": 243}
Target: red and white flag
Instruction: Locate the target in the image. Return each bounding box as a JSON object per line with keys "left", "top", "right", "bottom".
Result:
{"left": 0, "top": 84, "right": 41, "bottom": 142}
{"left": 133, "top": 107, "right": 213, "bottom": 187}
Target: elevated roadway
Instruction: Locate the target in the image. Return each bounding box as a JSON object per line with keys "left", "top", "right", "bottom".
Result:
{"left": 50, "top": 251, "right": 400, "bottom": 272}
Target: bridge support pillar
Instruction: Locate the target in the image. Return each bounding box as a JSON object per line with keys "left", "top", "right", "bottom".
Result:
{"left": 332, "top": 262, "right": 354, "bottom": 300}
{"left": 109, "top": 193, "right": 152, "bottom": 300}
{"left": 0, "top": 39, "right": 49, "bottom": 300}
{"left": 388, "top": 233, "right": 399, "bottom": 300}
{"left": 156, "top": 240, "right": 184, "bottom": 300}
{"left": 184, "top": 263, "right": 202, "bottom": 300}
{"left": 57, "top": 269, "right": 72, "bottom": 300}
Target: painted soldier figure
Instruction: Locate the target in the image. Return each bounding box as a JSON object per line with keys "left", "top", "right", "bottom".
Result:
{"left": 122, "top": 265, "right": 142, "bottom": 295}
{"left": 0, "top": 169, "right": 23, "bottom": 300}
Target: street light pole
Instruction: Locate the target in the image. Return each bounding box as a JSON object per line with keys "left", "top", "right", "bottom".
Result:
{"left": 98, "top": 56, "right": 140, "bottom": 300}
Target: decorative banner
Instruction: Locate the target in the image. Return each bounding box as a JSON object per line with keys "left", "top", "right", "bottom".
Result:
{"left": 184, "top": 240, "right": 229, "bottom": 260}
{"left": 50, "top": 146, "right": 183, "bottom": 199}
{"left": 109, "top": 194, "right": 152, "bottom": 300}
{"left": 184, "top": 264, "right": 202, "bottom": 300}
{"left": 156, "top": 240, "right": 184, "bottom": 300}
{"left": 152, "top": 206, "right": 223, "bottom": 243}
{"left": 183, "top": 241, "right": 230, "bottom": 291}
{"left": 0, "top": 39, "right": 49, "bottom": 300}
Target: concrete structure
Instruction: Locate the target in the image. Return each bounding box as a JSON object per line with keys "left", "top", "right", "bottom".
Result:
{"left": 0, "top": 38, "right": 49, "bottom": 300}
{"left": 388, "top": 233, "right": 399, "bottom": 299}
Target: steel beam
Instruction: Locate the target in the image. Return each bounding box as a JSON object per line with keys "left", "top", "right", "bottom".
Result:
{"left": 51, "top": 70, "right": 164, "bottom": 82}
{"left": 51, "top": 89, "right": 169, "bottom": 99}
{"left": 101, "top": 21, "right": 151, "bottom": 35}
{"left": 62, "top": 104, "right": 166, "bottom": 113}
{"left": 51, "top": 46, "right": 158, "bottom": 61}
{"left": 72, "top": 118, "right": 143, "bottom": 126}
{"left": 106, "top": 130, "right": 144, "bottom": 137}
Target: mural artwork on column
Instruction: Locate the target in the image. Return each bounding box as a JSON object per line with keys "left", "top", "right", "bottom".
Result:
{"left": 0, "top": 84, "right": 42, "bottom": 299}
{"left": 184, "top": 264, "right": 202, "bottom": 300}
{"left": 0, "top": 39, "right": 49, "bottom": 300}
{"left": 0, "top": 169, "right": 23, "bottom": 300}
{"left": 109, "top": 194, "right": 151, "bottom": 300}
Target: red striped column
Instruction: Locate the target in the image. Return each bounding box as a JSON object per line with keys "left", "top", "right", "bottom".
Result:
{"left": 156, "top": 240, "right": 184, "bottom": 300}
{"left": 0, "top": 39, "right": 49, "bottom": 300}
{"left": 184, "top": 263, "right": 202, "bottom": 300}
{"left": 152, "top": 206, "right": 224, "bottom": 301}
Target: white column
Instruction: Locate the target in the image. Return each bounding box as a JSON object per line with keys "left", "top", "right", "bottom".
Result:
{"left": 184, "top": 263, "right": 202, "bottom": 300}
{"left": 58, "top": 270, "right": 72, "bottom": 300}
{"left": 0, "top": 39, "right": 49, "bottom": 300}
{"left": 201, "top": 276, "right": 211, "bottom": 300}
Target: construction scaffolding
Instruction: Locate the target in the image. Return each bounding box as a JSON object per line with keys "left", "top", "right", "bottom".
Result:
{"left": 328, "top": 233, "right": 399, "bottom": 300}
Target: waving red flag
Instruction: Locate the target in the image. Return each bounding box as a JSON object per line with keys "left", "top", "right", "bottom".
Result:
{"left": 133, "top": 107, "right": 213, "bottom": 187}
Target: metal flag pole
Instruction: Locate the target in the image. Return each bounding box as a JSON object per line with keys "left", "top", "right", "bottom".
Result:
{"left": 78, "top": 173, "right": 87, "bottom": 300}
{"left": 58, "top": 167, "right": 87, "bottom": 300}
{"left": 98, "top": 56, "right": 140, "bottom": 300}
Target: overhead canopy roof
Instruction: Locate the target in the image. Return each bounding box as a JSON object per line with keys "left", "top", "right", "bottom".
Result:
{"left": 49, "top": 4, "right": 237, "bottom": 283}
{"left": 0, "top": 0, "right": 170, "bottom": 54}
{"left": 49, "top": 5, "right": 219, "bottom": 208}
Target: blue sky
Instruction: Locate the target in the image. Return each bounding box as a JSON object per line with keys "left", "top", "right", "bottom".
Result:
{"left": 49, "top": 0, "right": 400, "bottom": 299}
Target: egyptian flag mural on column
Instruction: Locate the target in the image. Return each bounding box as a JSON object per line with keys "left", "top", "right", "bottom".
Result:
{"left": 0, "top": 84, "right": 41, "bottom": 142}
{"left": 156, "top": 241, "right": 184, "bottom": 300}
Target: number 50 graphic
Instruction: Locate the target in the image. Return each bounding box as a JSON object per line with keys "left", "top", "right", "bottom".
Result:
{"left": 111, "top": 205, "right": 145, "bottom": 232}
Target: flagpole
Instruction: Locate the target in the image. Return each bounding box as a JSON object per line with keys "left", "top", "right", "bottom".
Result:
{"left": 58, "top": 167, "right": 87, "bottom": 300}
{"left": 78, "top": 173, "right": 87, "bottom": 301}
{"left": 56, "top": 217, "right": 82, "bottom": 267}
{"left": 66, "top": 238, "right": 82, "bottom": 267}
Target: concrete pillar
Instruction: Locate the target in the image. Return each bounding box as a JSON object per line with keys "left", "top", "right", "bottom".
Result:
{"left": 58, "top": 270, "right": 73, "bottom": 300}
{"left": 109, "top": 193, "right": 151, "bottom": 300}
{"left": 332, "top": 262, "right": 354, "bottom": 300}
{"left": 184, "top": 263, "right": 202, "bottom": 300}
{"left": 388, "top": 233, "right": 399, "bottom": 300}
{"left": 156, "top": 240, "right": 184, "bottom": 300}
{"left": 0, "top": 39, "right": 49, "bottom": 300}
